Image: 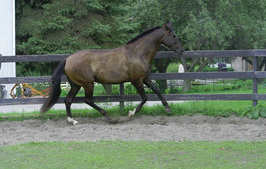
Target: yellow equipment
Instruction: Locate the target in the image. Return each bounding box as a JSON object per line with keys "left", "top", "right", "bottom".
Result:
{"left": 10, "top": 83, "right": 49, "bottom": 98}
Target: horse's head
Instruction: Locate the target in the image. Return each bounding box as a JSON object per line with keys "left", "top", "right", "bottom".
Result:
{"left": 162, "top": 23, "right": 184, "bottom": 55}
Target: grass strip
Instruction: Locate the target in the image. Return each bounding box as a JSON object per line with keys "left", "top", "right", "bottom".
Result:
{"left": 1, "top": 140, "right": 266, "bottom": 169}
{"left": 1, "top": 100, "right": 266, "bottom": 122}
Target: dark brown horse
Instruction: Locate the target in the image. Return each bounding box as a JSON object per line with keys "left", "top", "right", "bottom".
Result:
{"left": 40, "top": 23, "right": 184, "bottom": 125}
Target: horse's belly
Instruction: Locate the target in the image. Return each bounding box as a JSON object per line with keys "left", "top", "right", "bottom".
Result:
{"left": 95, "top": 69, "right": 129, "bottom": 84}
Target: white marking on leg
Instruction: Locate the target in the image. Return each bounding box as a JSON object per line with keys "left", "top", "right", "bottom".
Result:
{"left": 67, "top": 117, "right": 78, "bottom": 125}
{"left": 128, "top": 108, "right": 136, "bottom": 117}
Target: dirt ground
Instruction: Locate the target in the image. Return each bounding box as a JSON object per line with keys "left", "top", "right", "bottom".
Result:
{"left": 1, "top": 115, "right": 266, "bottom": 146}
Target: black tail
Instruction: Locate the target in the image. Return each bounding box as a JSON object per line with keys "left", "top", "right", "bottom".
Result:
{"left": 40, "top": 60, "right": 66, "bottom": 113}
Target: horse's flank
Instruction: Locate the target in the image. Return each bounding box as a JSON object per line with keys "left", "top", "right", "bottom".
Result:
{"left": 65, "top": 48, "right": 130, "bottom": 85}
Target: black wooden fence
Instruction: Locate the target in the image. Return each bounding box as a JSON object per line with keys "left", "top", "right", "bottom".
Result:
{"left": 0, "top": 50, "right": 266, "bottom": 107}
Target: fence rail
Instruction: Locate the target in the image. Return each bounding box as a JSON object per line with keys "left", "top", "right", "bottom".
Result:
{"left": 0, "top": 50, "right": 266, "bottom": 107}
{"left": 1, "top": 71, "right": 266, "bottom": 84}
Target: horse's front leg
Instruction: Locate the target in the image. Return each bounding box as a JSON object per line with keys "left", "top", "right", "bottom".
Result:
{"left": 129, "top": 81, "right": 147, "bottom": 117}
{"left": 143, "top": 76, "right": 172, "bottom": 114}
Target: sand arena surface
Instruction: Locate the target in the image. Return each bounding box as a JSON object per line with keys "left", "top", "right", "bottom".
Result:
{"left": 1, "top": 115, "right": 266, "bottom": 146}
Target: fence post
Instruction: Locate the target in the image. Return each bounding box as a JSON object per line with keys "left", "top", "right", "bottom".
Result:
{"left": 119, "top": 83, "right": 124, "bottom": 111}
{"left": 0, "top": 54, "right": 2, "bottom": 70}
{"left": 0, "top": 54, "right": 4, "bottom": 98}
{"left": 252, "top": 56, "right": 258, "bottom": 106}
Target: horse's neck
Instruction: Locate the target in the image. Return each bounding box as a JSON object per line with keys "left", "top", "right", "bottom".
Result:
{"left": 128, "top": 29, "right": 164, "bottom": 64}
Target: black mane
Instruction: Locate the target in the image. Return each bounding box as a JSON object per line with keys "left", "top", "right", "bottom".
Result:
{"left": 126, "top": 26, "right": 161, "bottom": 44}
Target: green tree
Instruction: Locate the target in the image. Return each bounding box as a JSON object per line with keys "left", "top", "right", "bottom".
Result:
{"left": 131, "top": 0, "right": 265, "bottom": 91}
{"left": 16, "top": 0, "right": 138, "bottom": 76}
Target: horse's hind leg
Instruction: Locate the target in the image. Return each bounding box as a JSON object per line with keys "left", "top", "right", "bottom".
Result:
{"left": 64, "top": 81, "right": 81, "bottom": 125}
{"left": 129, "top": 80, "right": 147, "bottom": 117}
{"left": 144, "top": 76, "right": 171, "bottom": 114}
{"left": 83, "top": 82, "right": 112, "bottom": 122}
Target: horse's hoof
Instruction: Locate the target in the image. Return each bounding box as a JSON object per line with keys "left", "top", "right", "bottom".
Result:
{"left": 128, "top": 109, "right": 136, "bottom": 117}
{"left": 67, "top": 117, "right": 78, "bottom": 125}
{"left": 165, "top": 107, "right": 172, "bottom": 114}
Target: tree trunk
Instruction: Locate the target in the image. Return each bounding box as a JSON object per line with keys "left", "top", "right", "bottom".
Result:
{"left": 102, "top": 84, "right": 113, "bottom": 95}
{"left": 180, "top": 58, "right": 192, "bottom": 92}
{"left": 182, "top": 79, "right": 192, "bottom": 92}
{"left": 153, "top": 59, "right": 172, "bottom": 94}
{"left": 180, "top": 57, "right": 209, "bottom": 92}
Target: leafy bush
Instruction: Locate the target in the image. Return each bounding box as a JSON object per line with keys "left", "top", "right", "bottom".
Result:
{"left": 167, "top": 62, "right": 179, "bottom": 73}
{"left": 241, "top": 104, "right": 266, "bottom": 119}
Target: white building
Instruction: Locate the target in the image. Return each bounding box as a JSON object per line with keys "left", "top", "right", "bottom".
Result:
{"left": 0, "top": 0, "right": 16, "bottom": 98}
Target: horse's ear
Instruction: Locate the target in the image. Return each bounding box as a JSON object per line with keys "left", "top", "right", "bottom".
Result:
{"left": 163, "top": 23, "right": 172, "bottom": 31}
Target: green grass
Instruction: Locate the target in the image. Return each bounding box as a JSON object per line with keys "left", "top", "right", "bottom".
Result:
{"left": 167, "top": 79, "right": 266, "bottom": 94}
{"left": 1, "top": 141, "right": 266, "bottom": 169}
{"left": 1, "top": 101, "right": 266, "bottom": 122}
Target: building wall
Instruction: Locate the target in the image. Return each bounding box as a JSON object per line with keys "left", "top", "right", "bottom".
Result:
{"left": 0, "top": 0, "right": 16, "bottom": 98}
{"left": 231, "top": 57, "right": 252, "bottom": 72}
